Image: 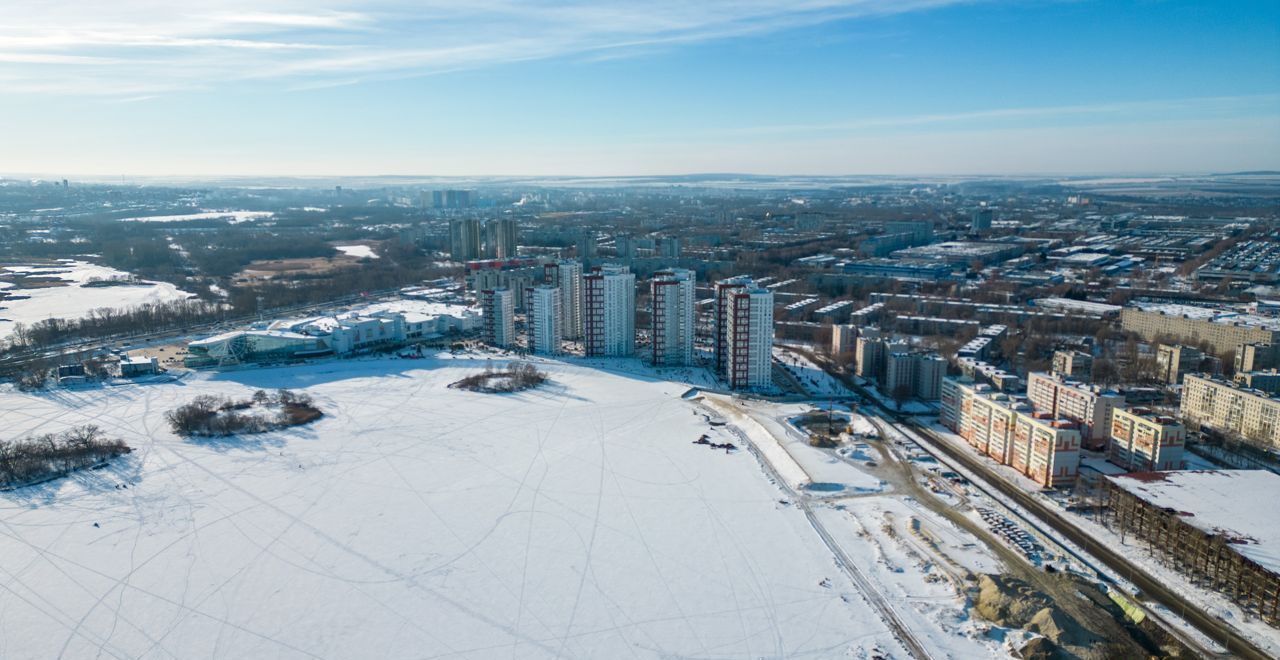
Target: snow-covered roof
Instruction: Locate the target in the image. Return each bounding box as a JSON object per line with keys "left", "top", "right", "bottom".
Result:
{"left": 1035, "top": 297, "right": 1122, "bottom": 315}
{"left": 1132, "top": 303, "right": 1280, "bottom": 331}
{"left": 188, "top": 331, "right": 244, "bottom": 346}
{"left": 362, "top": 300, "right": 476, "bottom": 318}
{"left": 268, "top": 316, "right": 341, "bottom": 334}
{"left": 1107, "top": 470, "right": 1280, "bottom": 573}
{"left": 814, "top": 300, "right": 854, "bottom": 314}
{"left": 784, "top": 297, "right": 818, "bottom": 311}
{"left": 188, "top": 329, "right": 313, "bottom": 347}
{"left": 399, "top": 312, "right": 436, "bottom": 324}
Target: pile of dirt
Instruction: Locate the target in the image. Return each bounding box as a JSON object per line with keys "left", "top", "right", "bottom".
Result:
{"left": 1027, "top": 607, "right": 1086, "bottom": 644}
{"left": 1018, "top": 636, "right": 1057, "bottom": 660}
{"left": 975, "top": 573, "right": 1052, "bottom": 625}
{"left": 974, "top": 574, "right": 1121, "bottom": 659}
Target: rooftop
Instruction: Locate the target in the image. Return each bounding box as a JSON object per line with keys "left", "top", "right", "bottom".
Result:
{"left": 1035, "top": 298, "right": 1123, "bottom": 315}
{"left": 894, "top": 241, "right": 1016, "bottom": 257}
{"left": 1107, "top": 470, "right": 1280, "bottom": 573}
{"left": 1131, "top": 303, "right": 1280, "bottom": 332}
{"left": 1117, "top": 407, "right": 1182, "bottom": 426}
{"left": 1185, "top": 373, "right": 1280, "bottom": 402}
{"left": 814, "top": 300, "right": 854, "bottom": 314}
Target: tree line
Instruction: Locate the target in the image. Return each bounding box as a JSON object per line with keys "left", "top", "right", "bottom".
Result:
{"left": 4, "top": 298, "right": 227, "bottom": 354}
{"left": 0, "top": 426, "right": 131, "bottom": 489}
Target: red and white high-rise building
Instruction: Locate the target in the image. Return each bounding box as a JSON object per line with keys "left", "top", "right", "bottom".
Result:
{"left": 714, "top": 276, "right": 773, "bottom": 389}
{"left": 1026, "top": 372, "right": 1124, "bottom": 449}
{"left": 480, "top": 287, "right": 515, "bottom": 348}
{"left": 583, "top": 265, "right": 635, "bottom": 357}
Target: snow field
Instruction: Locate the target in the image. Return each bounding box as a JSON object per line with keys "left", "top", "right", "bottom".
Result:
{"left": 333, "top": 245, "right": 379, "bottom": 260}
{"left": 0, "top": 358, "right": 903, "bottom": 659}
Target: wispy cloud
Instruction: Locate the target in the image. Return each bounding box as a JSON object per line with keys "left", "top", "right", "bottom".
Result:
{"left": 0, "top": 0, "right": 970, "bottom": 95}
{"left": 718, "top": 94, "right": 1280, "bottom": 137}
{"left": 0, "top": 52, "right": 122, "bottom": 64}
{"left": 209, "top": 11, "right": 371, "bottom": 30}
{"left": 103, "top": 94, "right": 158, "bottom": 104}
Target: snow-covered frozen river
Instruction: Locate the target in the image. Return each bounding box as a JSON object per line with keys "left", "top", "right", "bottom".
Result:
{"left": 0, "top": 260, "right": 193, "bottom": 339}
{"left": 0, "top": 357, "right": 921, "bottom": 659}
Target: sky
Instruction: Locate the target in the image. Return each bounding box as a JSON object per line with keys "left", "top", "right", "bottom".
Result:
{"left": 1, "top": 0, "right": 1278, "bottom": 177}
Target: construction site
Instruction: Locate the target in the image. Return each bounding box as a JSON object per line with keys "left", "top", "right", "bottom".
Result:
{"left": 1103, "top": 470, "right": 1280, "bottom": 629}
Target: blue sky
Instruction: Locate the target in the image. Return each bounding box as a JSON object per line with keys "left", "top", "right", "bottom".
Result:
{"left": 1, "top": 0, "right": 1277, "bottom": 176}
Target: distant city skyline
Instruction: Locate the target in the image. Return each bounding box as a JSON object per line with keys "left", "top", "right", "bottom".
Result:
{"left": 2, "top": 0, "right": 1278, "bottom": 176}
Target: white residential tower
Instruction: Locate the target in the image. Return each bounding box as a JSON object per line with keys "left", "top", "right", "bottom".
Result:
{"left": 527, "top": 285, "right": 562, "bottom": 355}
{"left": 650, "top": 269, "right": 696, "bottom": 366}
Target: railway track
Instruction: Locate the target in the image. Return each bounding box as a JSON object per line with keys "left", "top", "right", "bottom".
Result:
{"left": 799, "top": 502, "right": 935, "bottom": 660}
{"left": 704, "top": 397, "right": 934, "bottom": 660}
{"left": 781, "top": 347, "right": 1268, "bottom": 660}
{"left": 903, "top": 420, "right": 1261, "bottom": 660}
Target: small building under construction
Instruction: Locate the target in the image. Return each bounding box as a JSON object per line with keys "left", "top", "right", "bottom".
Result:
{"left": 1103, "top": 470, "right": 1280, "bottom": 628}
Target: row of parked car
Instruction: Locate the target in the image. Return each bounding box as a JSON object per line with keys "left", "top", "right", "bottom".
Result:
{"left": 975, "top": 506, "right": 1043, "bottom": 560}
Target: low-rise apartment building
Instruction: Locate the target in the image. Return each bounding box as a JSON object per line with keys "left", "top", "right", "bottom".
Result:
{"left": 1026, "top": 372, "right": 1124, "bottom": 449}
{"left": 1181, "top": 374, "right": 1280, "bottom": 448}
{"left": 1108, "top": 407, "right": 1185, "bottom": 471}
{"left": 943, "top": 378, "right": 1081, "bottom": 487}
{"left": 1121, "top": 304, "right": 1280, "bottom": 355}
{"left": 1051, "top": 350, "right": 1093, "bottom": 381}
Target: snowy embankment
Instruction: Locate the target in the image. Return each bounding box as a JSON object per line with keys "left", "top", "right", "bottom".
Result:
{"left": 0, "top": 357, "right": 904, "bottom": 659}
{"left": 701, "top": 394, "right": 810, "bottom": 491}
{"left": 706, "top": 394, "right": 885, "bottom": 494}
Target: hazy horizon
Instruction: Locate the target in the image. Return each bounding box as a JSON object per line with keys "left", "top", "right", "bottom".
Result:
{"left": 5, "top": 171, "right": 1279, "bottom": 185}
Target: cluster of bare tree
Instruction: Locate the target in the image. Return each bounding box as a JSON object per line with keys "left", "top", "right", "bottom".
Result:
{"left": 183, "top": 230, "right": 338, "bottom": 277}
{"left": 4, "top": 298, "right": 226, "bottom": 354}
{"left": 166, "top": 389, "right": 322, "bottom": 437}
{"left": 222, "top": 253, "right": 452, "bottom": 310}
{"left": 14, "top": 364, "right": 52, "bottom": 391}
{"left": 450, "top": 362, "right": 548, "bottom": 393}
{"left": 0, "top": 425, "right": 131, "bottom": 489}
